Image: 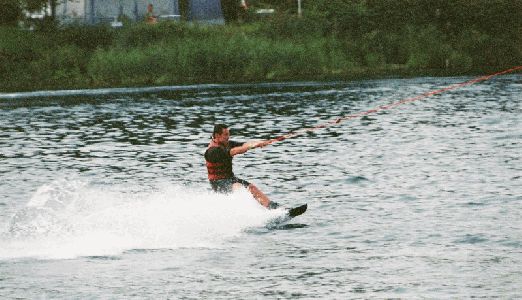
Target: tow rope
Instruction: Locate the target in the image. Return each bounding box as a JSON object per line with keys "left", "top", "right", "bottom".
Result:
{"left": 263, "top": 65, "right": 522, "bottom": 146}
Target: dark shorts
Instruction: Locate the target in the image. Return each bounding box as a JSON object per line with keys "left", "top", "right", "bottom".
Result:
{"left": 210, "top": 177, "right": 250, "bottom": 194}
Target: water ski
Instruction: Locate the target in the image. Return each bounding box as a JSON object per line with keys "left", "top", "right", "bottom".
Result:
{"left": 269, "top": 202, "right": 307, "bottom": 218}
{"left": 265, "top": 203, "right": 307, "bottom": 229}
{"left": 287, "top": 203, "right": 307, "bottom": 218}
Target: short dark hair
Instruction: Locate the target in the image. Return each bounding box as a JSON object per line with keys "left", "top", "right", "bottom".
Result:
{"left": 212, "top": 124, "right": 228, "bottom": 138}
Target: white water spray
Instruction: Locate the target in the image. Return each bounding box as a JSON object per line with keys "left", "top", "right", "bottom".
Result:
{"left": 0, "top": 178, "right": 284, "bottom": 260}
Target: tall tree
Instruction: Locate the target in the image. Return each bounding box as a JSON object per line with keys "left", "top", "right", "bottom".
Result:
{"left": 24, "top": 0, "right": 61, "bottom": 20}
{"left": 0, "top": 0, "right": 23, "bottom": 25}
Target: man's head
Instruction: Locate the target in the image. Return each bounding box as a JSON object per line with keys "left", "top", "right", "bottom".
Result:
{"left": 212, "top": 124, "right": 230, "bottom": 144}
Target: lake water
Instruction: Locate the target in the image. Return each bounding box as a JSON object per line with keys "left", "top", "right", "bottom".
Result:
{"left": 0, "top": 75, "right": 520, "bottom": 298}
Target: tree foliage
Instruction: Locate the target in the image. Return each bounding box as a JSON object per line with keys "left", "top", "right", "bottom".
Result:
{"left": 24, "top": 0, "right": 62, "bottom": 18}
{"left": 0, "top": 0, "right": 23, "bottom": 25}
{"left": 258, "top": 0, "right": 522, "bottom": 68}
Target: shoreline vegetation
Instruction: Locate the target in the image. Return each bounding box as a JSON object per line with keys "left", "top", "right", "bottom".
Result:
{"left": 1, "top": 1, "right": 521, "bottom": 93}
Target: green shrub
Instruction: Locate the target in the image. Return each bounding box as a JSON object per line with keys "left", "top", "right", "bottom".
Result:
{"left": 0, "top": 27, "right": 45, "bottom": 63}
{"left": 401, "top": 25, "right": 452, "bottom": 69}
{"left": 56, "top": 25, "right": 114, "bottom": 50}
{"left": 113, "top": 22, "right": 214, "bottom": 48}
{"left": 257, "top": 14, "right": 324, "bottom": 39}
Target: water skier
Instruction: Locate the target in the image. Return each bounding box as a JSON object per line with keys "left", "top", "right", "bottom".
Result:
{"left": 204, "top": 124, "right": 278, "bottom": 209}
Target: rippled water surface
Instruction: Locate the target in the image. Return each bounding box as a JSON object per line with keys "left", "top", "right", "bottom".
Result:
{"left": 0, "top": 76, "right": 521, "bottom": 298}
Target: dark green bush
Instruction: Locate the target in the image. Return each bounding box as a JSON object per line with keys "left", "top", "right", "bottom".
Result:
{"left": 0, "top": 0, "right": 23, "bottom": 26}
{"left": 55, "top": 24, "right": 115, "bottom": 50}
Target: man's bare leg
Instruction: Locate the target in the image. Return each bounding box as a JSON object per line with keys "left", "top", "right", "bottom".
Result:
{"left": 232, "top": 183, "right": 272, "bottom": 208}
{"left": 248, "top": 184, "right": 271, "bottom": 208}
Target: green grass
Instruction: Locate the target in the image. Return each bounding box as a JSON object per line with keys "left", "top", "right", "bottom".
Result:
{"left": 0, "top": 19, "right": 520, "bottom": 92}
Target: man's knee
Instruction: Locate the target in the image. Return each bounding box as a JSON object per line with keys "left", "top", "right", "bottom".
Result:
{"left": 232, "top": 182, "right": 244, "bottom": 191}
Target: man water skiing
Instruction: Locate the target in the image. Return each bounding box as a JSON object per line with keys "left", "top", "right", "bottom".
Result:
{"left": 204, "top": 124, "right": 278, "bottom": 209}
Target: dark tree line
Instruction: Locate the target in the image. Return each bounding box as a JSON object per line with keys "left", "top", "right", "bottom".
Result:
{"left": 1, "top": 0, "right": 62, "bottom": 24}
{"left": 259, "top": 0, "right": 521, "bottom": 68}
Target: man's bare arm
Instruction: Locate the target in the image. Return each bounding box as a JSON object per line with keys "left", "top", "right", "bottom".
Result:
{"left": 229, "top": 140, "right": 270, "bottom": 156}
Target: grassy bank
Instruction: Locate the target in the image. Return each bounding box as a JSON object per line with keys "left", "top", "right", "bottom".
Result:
{"left": 1, "top": 17, "right": 521, "bottom": 92}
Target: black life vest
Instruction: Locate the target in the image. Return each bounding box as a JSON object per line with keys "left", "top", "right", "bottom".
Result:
{"left": 205, "top": 140, "right": 233, "bottom": 181}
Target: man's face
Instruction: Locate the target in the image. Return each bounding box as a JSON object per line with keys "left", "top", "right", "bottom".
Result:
{"left": 215, "top": 128, "right": 230, "bottom": 144}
